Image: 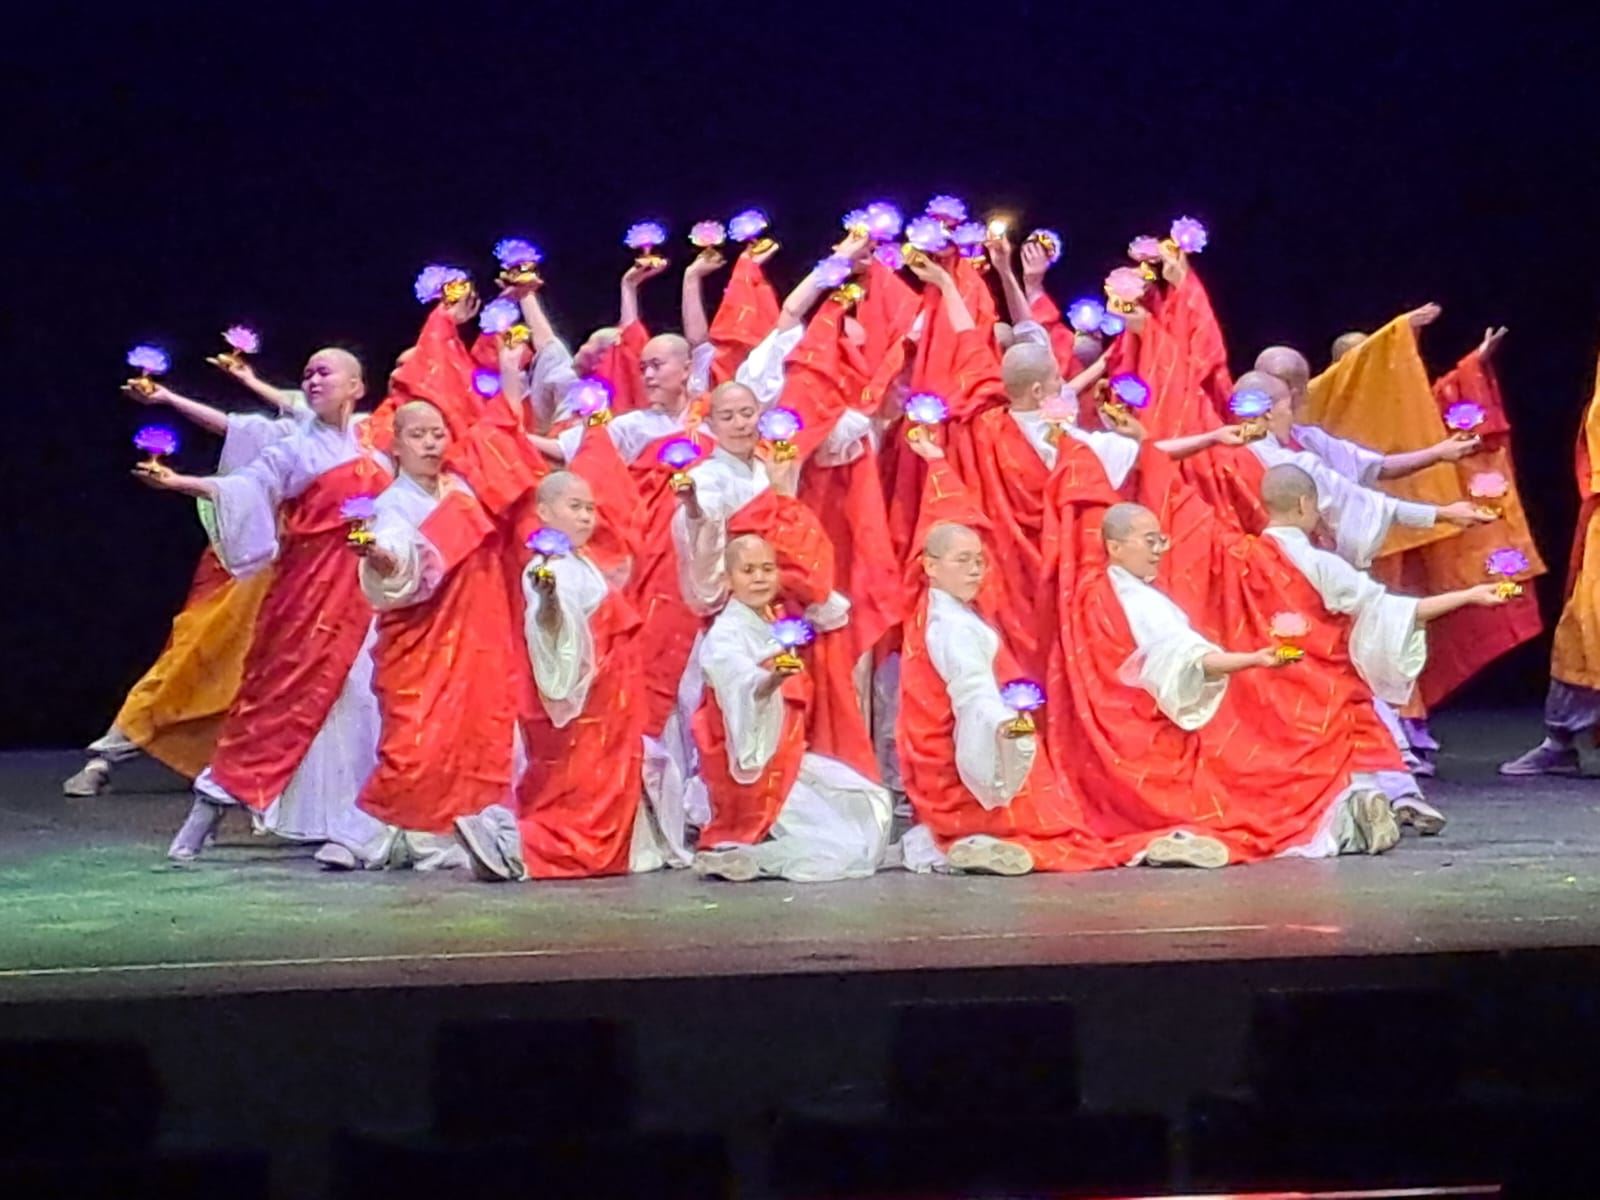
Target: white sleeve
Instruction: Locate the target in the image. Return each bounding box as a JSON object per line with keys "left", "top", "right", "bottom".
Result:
{"left": 358, "top": 515, "right": 442, "bottom": 611}
{"left": 217, "top": 411, "right": 301, "bottom": 475}
{"left": 554, "top": 423, "right": 586, "bottom": 465}
{"left": 688, "top": 340, "right": 716, "bottom": 398}
{"left": 699, "top": 625, "right": 787, "bottom": 784}
{"left": 926, "top": 618, "right": 1036, "bottom": 810}
{"left": 208, "top": 439, "right": 300, "bottom": 577}
{"left": 1320, "top": 471, "right": 1401, "bottom": 570}
{"left": 735, "top": 324, "right": 806, "bottom": 408}
{"left": 671, "top": 500, "right": 730, "bottom": 616}
{"left": 1303, "top": 550, "right": 1428, "bottom": 706}
{"left": 1115, "top": 587, "right": 1226, "bottom": 729}
{"left": 531, "top": 338, "right": 579, "bottom": 427}
{"left": 1064, "top": 427, "right": 1140, "bottom": 489}
{"left": 522, "top": 565, "right": 598, "bottom": 727}
{"left": 811, "top": 408, "right": 873, "bottom": 467}
{"left": 803, "top": 591, "right": 851, "bottom": 633}
{"left": 1011, "top": 320, "right": 1050, "bottom": 349}
{"left": 1298, "top": 426, "right": 1384, "bottom": 487}
{"left": 1393, "top": 500, "right": 1438, "bottom": 529}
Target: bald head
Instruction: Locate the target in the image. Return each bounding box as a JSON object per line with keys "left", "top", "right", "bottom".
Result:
{"left": 535, "top": 470, "right": 596, "bottom": 548}
{"left": 1260, "top": 463, "right": 1320, "bottom": 531}
{"left": 924, "top": 522, "right": 981, "bottom": 560}
{"left": 1001, "top": 341, "right": 1063, "bottom": 408}
{"left": 393, "top": 399, "right": 442, "bottom": 433}
{"left": 922, "top": 522, "right": 986, "bottom": 603}
{"left": 1233, "top": 370, "right": 1290, "bottom": 405}
{"left": 1330, "top": 331, "right": 1368, "bottom": 363}
{"left": 1101, "top": 503, "right": 1166, "bottom": 583}
{"left": 392, "top": 399, "right": 448, "bottom": 482}
{"left": 725, "top": 533, "right": 779, "bottom": 609}
{"left": 536, "top": 469, "right": 590, "bottom": 506}
{"left": 302, "top": 347, "right": 366, "bottom": 424}
{"left": 1255, "top": 346, "right": 1310, "bottom": 396}
{"left": 1102, "top": 502, "right": 1154, "bottom": 544}
{"left": 641, "top": 333, "right": 693, "bottom": 410}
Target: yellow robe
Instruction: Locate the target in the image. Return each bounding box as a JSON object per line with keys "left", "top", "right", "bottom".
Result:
{"left": 1550, "top": 356, "right": 1600, "bottom": 690}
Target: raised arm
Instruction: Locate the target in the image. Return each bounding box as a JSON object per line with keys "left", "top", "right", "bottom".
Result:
{"left": 619, "top": 259, "right": 668, "bottom": 329}
{"left": 206, "top": 356, "right": 301, "bottom": 413}
{"left": 985, "top": 234, "right": 1033, "bottom": 327}
{"left": 124, "top": 380, "right": 230, "bottom": 436}
{"left": 681, "top": 249, "right": 726, "bottom": 347}
{"left": 514, "top": 285, "right": 558, "bottom": 354}
{"left": 906, "top": 253, "right": 973, "bottom": 334}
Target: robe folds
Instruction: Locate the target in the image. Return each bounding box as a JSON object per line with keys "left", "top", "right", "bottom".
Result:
{"left": 357, "top": 475, "right": 518, "bottom": 834}
{"left": 1549, "top": 352, "right": 1600, "bottom": 692}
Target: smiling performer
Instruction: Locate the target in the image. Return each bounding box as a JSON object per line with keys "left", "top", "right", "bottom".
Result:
{"left": 136, "top": 348, "right": 393, "bottom": 861}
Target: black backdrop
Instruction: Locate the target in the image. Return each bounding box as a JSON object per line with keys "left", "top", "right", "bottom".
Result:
{"left": 8, "top": 0, "right": 1600, "bottom": 748}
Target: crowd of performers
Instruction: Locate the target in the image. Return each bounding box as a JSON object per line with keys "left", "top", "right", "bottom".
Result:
{"left": 67, "top": 198, "right": 1597, "bottom": 882}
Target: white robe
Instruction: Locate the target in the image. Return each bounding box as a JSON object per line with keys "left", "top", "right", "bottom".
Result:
{"left": 1249, "top": 431, "right": 1434, "bottom": 569}
{"left": 1108, "top": 565, "right": 1228, "bottom": 730}
{"left": 697, "top": 601, "right": 892, "bottom": 882}
{"left": 1008, "top": 408, "right": 1140, "bottom": 487}
{"left": 192, "top": 416, "right": 386, "bottom": 846}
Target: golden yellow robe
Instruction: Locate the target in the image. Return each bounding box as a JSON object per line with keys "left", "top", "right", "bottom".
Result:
{"left": 1550, "top": 355, "right": 1600, "bottom": 690}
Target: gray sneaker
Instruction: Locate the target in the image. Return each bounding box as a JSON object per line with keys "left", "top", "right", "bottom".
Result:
{"left": 1144, "top": 830, "right": 1230, "bottom": 869}
{"left": 692, "top": 848, "right": 761, "bottom": 883}
{"left": 62, "top": 759, "right": 111, "bottom": 797}
{"left": 1393, "top": 795, "right": 1447, "bottom": 836}
{"left": 1498, "top": 741, "right": 1581, "bottom": 777}
{"left": 455, "top": 814, "right": 515, "bottom": 882}
{"left": 946, "top": 836, "right": 1035, "bottom": 876}
{"left": 1351, "top": 791, "right": 1401, "bottom": 855}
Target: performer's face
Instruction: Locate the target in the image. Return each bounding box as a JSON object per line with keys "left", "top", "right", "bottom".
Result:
{"left": 640, "top": 338, "right": 690, "bottom": 405}
{"left": 708, "top": 386, "right": 760, "bottom": 459}
{"left": 728, "top": 543, "right": 780, "bottom": 608}
{"left": 1105, "top": 510, "right": 1170, "bottom": 583}
{"left": 924, "top": 529, "right": 987, "bottom": 603}
{"left": 395, "top": 409, "right": 449, "bottom": 479}
{"left": 303, "top": 350, "right": 365, "bottom": 422}
{"left": 537, "top": 481, "right": 597, "bottom": 548}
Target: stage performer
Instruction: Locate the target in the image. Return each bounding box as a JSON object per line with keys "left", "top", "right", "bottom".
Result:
{"left": 136, "top": 349, "right": 393, "bottom": 862}
{"left": 452, "top": 471, "right": 675, "bottom": 880}
{"left": 690, "top": 535, "right": 893, "bottom": 883}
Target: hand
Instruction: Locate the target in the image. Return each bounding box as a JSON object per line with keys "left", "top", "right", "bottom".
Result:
{"left": 535, "top": 568, "right": 558, "bottom": 598}
{"left": 498, "top": 337, "right": 527, "bottom": 381}
{"left": 1438, "top": 500, "right": 1496, "bottom": 526}
{"left": 1159, "top": 243, "right": 1188, "bottom": 287}
{"left": 1478, "top": 325, "right": 1509, "bottom": 362}
{"left": 123, "top": 380, "right": 172, "bottom": 406}
{"left": 1214, "top": 425, "right": 1249, "bottom": 447}
{"left": 1020, "top": 241, "right": 1051, "bottom": 288}
{"left": 1467, "top": 582, "right": 1511, "bottom": 607}
{"left": 357, "top": 543, "right": 400, "bottom": 576}
{"left": 985, "top": 234, "right": 1015, "bottom": 273}
{"left": 1406, "top": 301, "right": 1442, "bottom": 330}
{"left": 903, "top": 425, "right": 946, "bottom": 460}
{"left": 131, "top": 462, "right": 179, "bottom": 489}
{"left": 1435, "top": 433, "right": 1482, "bottom": 461}
{"left": 685, "top": 248, "right": 726, "bottom": 279}
{"left": 623, "top": 259, "right": 669, "bottom": 288}
{"left": 1101, "top": 405, "right": 1147, "bottom": 441}
{"left": 675, "top": 480, "right": 703, "bottom": 520}
{"left": 1253, "top": 647, "right": 1290, "bottom": 669}
{"left": 206, "top": 354, "right": 259, "bottom": 383}
{"left": 905, "top": 252, "right": 953, "bottom": 289}
{"left": 765, "top": 454, "right": 800, "bottom": 498}
{"left": 831, "top": 229, "right": 870, "bottom": 263}
{"left": 442, "top": 290, "right": 481, "bottom": 326}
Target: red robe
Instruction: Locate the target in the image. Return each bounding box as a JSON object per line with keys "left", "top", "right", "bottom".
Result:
{"left": 708, "top": 254, "right": 780, "bottom": 387}
{"left": 207, "top": 454, "right": 393, "bottom": 809}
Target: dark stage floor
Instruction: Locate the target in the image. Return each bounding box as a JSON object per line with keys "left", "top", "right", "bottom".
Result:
{"left": 2, "top": 707, "right": 1598, "bottom": 1003}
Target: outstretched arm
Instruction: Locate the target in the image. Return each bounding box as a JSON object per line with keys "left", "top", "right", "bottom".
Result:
{"left": 1416, "top": 582, "right": 1510, "bottom": 622}
{"left": 207, "top": 357, "right": 300, "bottom": 412}
{"left": 1201, "top": 647, "right": 1283, "bottom": 678}
{"left": 124, "top": 381, "right": 230, "bottom": 436}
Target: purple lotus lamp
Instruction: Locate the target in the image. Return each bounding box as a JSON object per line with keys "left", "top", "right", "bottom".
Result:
{"left": 814, "top": 255, "right": 854, "bottom": 290}
{"left": 904, "top": 391, "right": 949, "bottom": 443}
{"left": 415, "top": 264, "right": 472, "bottom": 305}
{"left": 1445, "top": 400, "right": 1487, "bottom": 439}
{"left": 841, "top": 208, "right": 870, "bottom": 237}
{"left": 689, "top": 220, "right": 727, "bottom": 249}
{"left": 1229, "top": 387, "right": 1273, "bottom": 441}
{"left": 1486, "top": 547, "right": 1530, "bottom": 599}
{"left": 1270, "top": 611, "right": 1311, "bottom": 663}
{"left": 1167, "top": 216, "right": 1209, "bottom": 255}
{"left": 494, "top": 237, "right": 544, "bottom": 288}
{"left": 340, "top": 494, "right": 379, "bottom": 547}
{"left": 625, "top": 221, "right": 669, "bottom": 269}
{"left": 758, "top": 406, "right": 803, "bottom": 463}
{"left": 1104, "top": 266, "right": 1148, "bottom": 314}
{"left": 126, "top": 344, "right": 170, "bottom": 397}
{"left": 1026, "top": 228, "right": 1063, "bottom": 266}
{"left": 874, "top": 243, "right": 905, "bottom": 271}
{"left": 472, "top": 368, "right": 501, "bottom": 398}
{"left": 951, "top": 221, "right": 989, "bottom": 269}
{"left": 1128, "top": 236, "right": 1163, "bottom": 264}
{"left": 1067, "top": 298, "right": 1107, "bottom": 334}
{"left": 658, "top": 437, "right": 702, "bottom": 491}
{"left": 526, "top": 526, "right": 573, "bottom": 583}
{"left": 567, "top": 377, "right": 613, "bottom": 427}
{"left": 132, "top": 423, "right": 179, "bottom": 471}
{"left": 1102, "top": 373, "right": 1152, "bottom": 418}
{"left": 770, "top": 615, "right": 816, "bottom": 675}
{"left": 216, "top": 325, "right": 260, "bottom": 371}
{"left": 728, "top": 208, "right": 778, "bottom": 257}
{"left": 1469, "top": 470, "right": 1509, "bottom": 518}
{"left": 924, "top": 194, "right": 968, "bottom": 226}
{"left": 904, "top": 215, "right": 952, "bottom": 261}
{"left": 863, "top": 201, "right": 904, "bottom": 243}
{"left": 1099, "top": 312, "right": 1127, "bottom": 338}
{"left": 479, "top": 297, "right": 521, "bottom": 336}
{"left": 999, "top": 678, "right": 1045, "bottom": 738}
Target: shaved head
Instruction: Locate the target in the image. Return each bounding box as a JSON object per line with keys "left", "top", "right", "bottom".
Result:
{"left": 311, "top": 346, "right": 365, "bottom": 384}
{"left": 302, "top": 347, "right": 366, "bottom": 423}
{"left": 924, "top": 522, "right": 980, "bottom": 559}
{"left": 725, "top": 533, "right": 779, "bottom": 609}
{"left": 922, "top": 522, "right": 986, "bottom": 602}
{"left": 725, "top": 532, "right": 772, "bottom": 573}
{"left": 1101, "top": 503, "right": 1166, "bottom": 582}
{"left": 1233, "top": 370, "right": 1290, "bottom": 405}
{"left": 536, "top": 469, "right": 590, "bottom": 506}
{"left": 1330, "top": 331, "right": 1368, "bottom": 363}
{"left": 641, "top": 333, "right": 693, "bottom": 411}
{"left": 535, "top": 471, "right": 596, "bottom": 547}
{"left": 1255, "top": 346, "right": 1310, "bottom": 395}
{"left": 1261, "top": 463, "right": 1318, "bottom": 515}
{"left": 1102, "top": 502, "right": 1154, "bottom": 544}
{"left": 1002, "top": 342, "right": 1058, "bottom": 396}
{"left": 393, "top": 399, "right": 442, "bottom": 433}
{"left": 643, "top": 333, "right": 691, "bottom": 363}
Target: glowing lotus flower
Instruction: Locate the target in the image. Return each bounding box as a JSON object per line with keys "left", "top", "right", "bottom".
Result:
{"left": 690, "top": 220, "right": 727, "bottom": 248}
{"left": 1027, "top": 228, "right": 1063, "bottom": 264}
{"left": 874, "top": 243, "right": 905, "bottom": 271}
{"left": 1445, "top": 401, "right": 1487, "bottom": 432}
{"left": 1229, "top": 388, "right": 1273, "bottom": 420}
{"left": 758, "top": 407, "right": 802, "bottom": 442}
{"left": 414, "top": 264, "right": 468, "bottom": 304}
{"left": 1067, "top": 298, "right": 1107, "bottom": 333}
{"left": 905, "top": 392, "right": 949, "bottom": 425}
{"left": 566, "top": 377, "right": 612, "bottom": 417}
{"left": 527, "top": 527, "right": 573, "bottom": 557}
{"left": 1108, "top": 374, "right": 1152, "bottom": 409}
{"left": 925, "top": 194, "right": 968, "bottom": 223}
{"left": 1486, "top": 547, "right": 1530, "bottom": 578}
{"left": 999, "top": 679, "right": 1045, "bottom": 712}
{"left": 132, "top": 424, "right": 179, "bottom": 457}
{"left": 223, "top": 326, "right": 260, "bottom": 355}
{"left": 905, "top": 215, "right": 951, "bottom": 253}
{"left": 1098, "top": 312, "right": 1127, "bottom": 337}
{"left": 1104, "top": 266, "right": 1148, "bottom": 304}
{"left": 841, "top": 208, "right": 869, "bottom": 233}
{"left": 494, "top": 238, "right": 542, "bottom": 267}
{"left": 864, "top": 202, "right": 904, "bottom": 241}
{"left": 340, "top": 495, "right": 378, "bottom": 523}
{"left": 951, "top": 221, "right": 988, "bottom": 256}
{"left": 624, "top": 222, "right": 667, "bottom": 252}
{"left": 126, "top": 344, "right": 170, "bottom": 375}
{"left": 727, "top": 209, "right": 770, "bottom": 242}
{"left": 1170, "top": 216, "right": 1209, "bottom": 254}
{"left": 814, "top": 256, "right": 854, "bottom": 289}
{"left": 472, "top": 368, "right": 502, "bottom": 398}
{"left": 479, "top": 297, "right": 521, "bottom": 335}
{"left": 771, "top": 615, "right": 816, "bottom": 649}
{"left": 1270, "top": 611, "right": 1312, "bottom": 639}
{"left": 1128, "top": 236, "right": 1163, "bottom": 262}
{"left": 1469, "top": 471, "right": 1509, "bottom": 499}
{"left": 658, "top": 438, "right": 701, "bottom": 471}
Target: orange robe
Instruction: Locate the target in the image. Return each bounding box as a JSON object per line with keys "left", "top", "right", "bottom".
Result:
{"left": 1549, "top": 354, "right": 1600, "bottom": 692}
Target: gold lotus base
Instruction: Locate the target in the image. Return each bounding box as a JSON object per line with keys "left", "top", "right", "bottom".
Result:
{"left": 669, "top": 471, "right": 694, "bottom": 492}
{"left": 441, "top": 280, "right": 472, "bottom": 304}
{"left": 216, "top": 350, "right": 247, "bottom": 370}
{"left": 773, "top": 650, "right": 804, "bottom": 676}
{"left": 346, "top": 528, "right": 375, "bottom": 548}
{"left": 130, "top": 376, "right": 157, "bottom": 397}
{"left": 830, "top": 282, "right": 865, "bottom": 307}
{"left": 1273, "top": 644, "right": 1305, "bottom": 663}
{"left": 586, "top": 409, "right": 612, "bottom": 427}
{"left": 768, "top": 441, "right": 797, "bottom": 463}
{"left": 533, "top": 562, "right": 555, "bottom": 583}
{"left": 1239, "top": 418, "right": 1268, "bottom": 442}
{"left": 498, "top": 267, "right": 542, "bottom": 289}
{"left": 504, "top": 324, "right": 532, "bottom": 348}
{"left": 1494, "top": 580, "right": 1524, "bottom": 599}
{"left": 1003, "top": 712, "right": 1037, "bottom": 739}
{"left": 1474, "top": 505, "right": 1502, "bottom": 520}
{"left": 633, "top": 253, "right": 667, "bottom": 270}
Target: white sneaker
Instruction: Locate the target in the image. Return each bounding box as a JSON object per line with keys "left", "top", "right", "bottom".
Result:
{"left": 1393, "top": 795, "right": 1447, "bottom": 836}
{"left": 62, "top": 759, "right": 111, "bottom": 798}
{"left": 946, "top": 836, "right": 1035, "bottom": 877}
{"left": 313, "top": 842, "right": 359, "bottom": 871}
{"left": 1351, "top": 791, "right": 1401, "bottom": 854}
{"left": 692, "top": 847, "right": 761, "bottom": 883}
{"left": 167, "top": 798, "right": 226, "bottom": 862}
{"left": 1144, "top": 830, "right": 1229, "bottom": 869}
{"left": 454, "top": 814, "right": 516, "bottom": 882}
